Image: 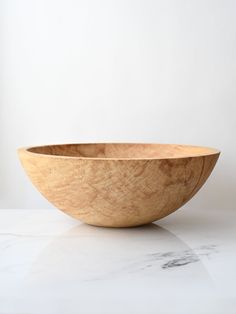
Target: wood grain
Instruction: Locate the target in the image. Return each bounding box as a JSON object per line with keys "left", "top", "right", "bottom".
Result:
{"left": 18, "top": 143, "right": 220, "bottom": 227}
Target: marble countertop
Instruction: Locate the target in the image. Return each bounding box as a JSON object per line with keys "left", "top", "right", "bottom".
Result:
{"left": 0, "top": 207, "right": 235, "bottom": 314}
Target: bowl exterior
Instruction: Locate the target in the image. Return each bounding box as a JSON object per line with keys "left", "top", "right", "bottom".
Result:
{"left": 18, "top": 149, "right": 219, "bottom": 227}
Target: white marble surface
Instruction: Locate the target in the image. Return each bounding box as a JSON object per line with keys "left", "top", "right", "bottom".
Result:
{"left": 0, "top": 207, "right": 236, "bottom": 314}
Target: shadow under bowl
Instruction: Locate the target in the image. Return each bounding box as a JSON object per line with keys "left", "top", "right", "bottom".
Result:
{"left": 18, "top": 143, "right": 220, "bottom": 227}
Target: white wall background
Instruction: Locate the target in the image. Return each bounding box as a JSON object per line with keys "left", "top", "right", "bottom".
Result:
{"left": 0, "top": 0, "right": 235, "bottom": 211}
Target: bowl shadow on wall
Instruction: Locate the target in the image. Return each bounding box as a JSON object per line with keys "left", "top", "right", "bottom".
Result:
{"left": 28, "top": 223, "right": 215, "bottom": 288}
{"left": 191, "top": 167, "right": 234, "bottom": 212}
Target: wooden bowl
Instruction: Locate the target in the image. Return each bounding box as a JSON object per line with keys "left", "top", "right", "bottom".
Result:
{"left": 18, "top": 143, "right": 220, "bottom": 227}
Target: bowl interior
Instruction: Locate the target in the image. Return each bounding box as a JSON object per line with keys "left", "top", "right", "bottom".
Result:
{"left": 27, "top": 143, "right": 219, "bottom": 159}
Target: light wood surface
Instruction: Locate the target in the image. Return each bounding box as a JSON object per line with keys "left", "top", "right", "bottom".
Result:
{"left": 18, "top": 143, "right": 220, "bottom": 227}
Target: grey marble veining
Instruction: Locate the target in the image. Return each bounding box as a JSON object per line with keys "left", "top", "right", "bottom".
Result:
{"left": 0, "top": 209, "right": 235, "bottom": 314}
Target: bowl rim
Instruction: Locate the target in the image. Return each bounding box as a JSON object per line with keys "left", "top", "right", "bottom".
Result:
{"left": 17, "top": 143, "right": 221, "bottom": 161}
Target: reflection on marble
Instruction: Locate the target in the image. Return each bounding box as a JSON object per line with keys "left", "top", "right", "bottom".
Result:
{"left": 0, "top": 209, "right": 236, "bottom": 314}
{"left": 29, "top": 223, "right": 216, "bottom": 284}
